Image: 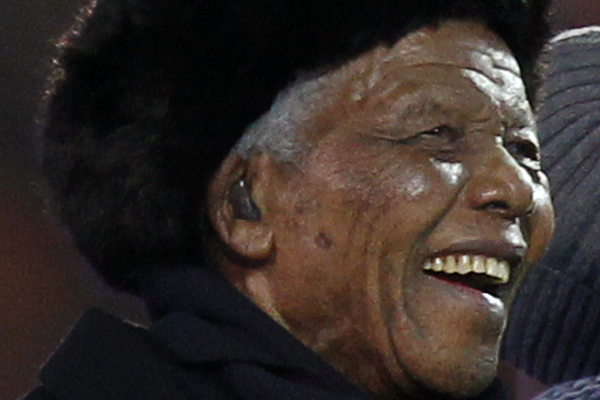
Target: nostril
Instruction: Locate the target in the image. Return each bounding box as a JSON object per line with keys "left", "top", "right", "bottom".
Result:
{"left": 478, "top": 201, "right": 510, "bottom": 212}
{"left": 466, "top": 161, "right": 535, "bottom": 219}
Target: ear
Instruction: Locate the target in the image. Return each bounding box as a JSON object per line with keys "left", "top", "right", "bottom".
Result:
{"left": 207, "top": 153, "right": 274, "bottom": 261}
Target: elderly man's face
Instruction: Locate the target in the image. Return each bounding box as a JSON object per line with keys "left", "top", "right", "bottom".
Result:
{"left": 223, "top": 20, "right": 554, "bottom": 399}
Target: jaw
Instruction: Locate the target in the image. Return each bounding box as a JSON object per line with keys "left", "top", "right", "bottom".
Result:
{"left": 317, "top": 242, "right": 514, "bottom": 399}
{"left": 374, "top": 252, "right": 509, "bottom": 399}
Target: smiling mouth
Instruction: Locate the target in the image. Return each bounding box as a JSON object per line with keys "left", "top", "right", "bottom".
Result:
{"left": 422, "top": 255, "right": 510, "bottom": 289}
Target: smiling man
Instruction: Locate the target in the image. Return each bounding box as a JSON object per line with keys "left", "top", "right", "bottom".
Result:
{"left": 27, "top": 1, "right": 553, "bottom": 400}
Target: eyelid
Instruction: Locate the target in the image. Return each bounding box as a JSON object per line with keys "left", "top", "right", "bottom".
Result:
{"left": 503, "top": 138, "right": 542, "bottom": 175}
{"left": 508, "top": 137, "right": 538, "bottom": 154}
{"left": 417, "top": 125, "right": 462, "bottom": 142}
{"left": 504, "top": 124, "right": 538, "bottom": 144}
{"left": 367, "top": 124, "right": 461, "bottom": 148}
{"left": 503, "top": 124, "right": 540, "bottom": 154}
{"left": 421, "top": 126, "right": 451, "bottom": 135}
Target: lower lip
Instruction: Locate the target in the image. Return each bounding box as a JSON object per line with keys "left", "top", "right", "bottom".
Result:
{"left": 413, "top": 270, "right": 508, "bottom": 336}
{"left": 433, "top": 274, "right": 474, "bottom": 288}
{"left": 430, "top": 273, "right": 487, "bottom": 293}
{"left": 428, "top": 273, "right": 505, "bottom": 307}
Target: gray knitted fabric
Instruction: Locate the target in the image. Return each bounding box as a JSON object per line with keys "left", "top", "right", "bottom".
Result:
{"left": 534, "top": 375, "right": 600, "bottom": 400}
{"left": 502, "top": 27, "right": 600, "bottom": 385}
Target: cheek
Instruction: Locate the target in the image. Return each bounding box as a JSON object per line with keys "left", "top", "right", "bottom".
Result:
{"left": 377, "top": 154, "right": 466, "bottom": 198}
{"left": 431, "top": 160, "right": 466, "bottom": 186}
{"left": 315, "top": 231, "right": 334, "bottom": 249}
{"left": 347, "top": 157, "right": 434, "bottom": 206}
{"left": 385, "top": 167, "right": 430, "bottom": 200}
{"left": 274, "top": 149, "right": 468, "bottom": 270}
{"left": 373, "top": 158, "right": 467, "bottom": 231}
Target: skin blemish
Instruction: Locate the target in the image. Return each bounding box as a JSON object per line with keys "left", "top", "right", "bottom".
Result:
{"left": 432, "top": 160, "right": 465, "bottom": 186}
{"left": 315, "top": 231, "right": 334, "bottom": 249}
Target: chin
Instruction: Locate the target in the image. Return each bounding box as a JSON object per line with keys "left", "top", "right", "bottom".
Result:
{"left": 440, "top": 368, "right": 497, "bottom": 399}
{"left": 409, "top": 347, "right": 500, "bottom": 399}
{"left": 386, "top": 323, "right": 502, "bottom": 399}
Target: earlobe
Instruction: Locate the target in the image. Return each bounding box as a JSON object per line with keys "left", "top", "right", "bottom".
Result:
{"left": 208, "top": 154, "right": 275, "bottom": 261}
{"left": 228, "top": 219, "right": 274, "bottom": 260}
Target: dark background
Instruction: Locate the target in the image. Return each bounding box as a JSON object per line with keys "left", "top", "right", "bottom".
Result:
{"left": 1, "top": 0, "right": 599, "bottom": 398}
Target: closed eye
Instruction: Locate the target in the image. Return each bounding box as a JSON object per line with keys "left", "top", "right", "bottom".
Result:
{"left": 409, "top": 125, "right": 460, "bottom": 151}
{"left": 418, "top": 125, "right": 458, "bottom": 140}
{"left": 370, "top": 125, "right": 460, "bottom": 160}
{"left": 403, "top": 125, "right": 461, "bottom": 162}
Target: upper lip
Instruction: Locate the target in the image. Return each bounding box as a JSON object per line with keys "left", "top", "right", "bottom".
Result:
{"left": 426, "top": 240, "right": 527, "bottom": 270}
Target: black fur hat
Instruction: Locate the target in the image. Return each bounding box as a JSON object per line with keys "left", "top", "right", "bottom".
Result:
{"left": 42, "top": 0, "right": 550, "bottom": 290}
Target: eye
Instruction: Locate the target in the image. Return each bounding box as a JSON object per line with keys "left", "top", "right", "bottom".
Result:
{"left": 402, "top": 125, "right": 460, "bottom": 161}
{"left": 373, "top": 125, "right": 460, "bottom": 156}
{"left": 419, "top": 125, "right": 458, "bottom": 139}
{"left": 412, "top": 125, "right": 460, "bottom": 150}
{"left": 504, "top": 139, "right": 541, "bottom": 172}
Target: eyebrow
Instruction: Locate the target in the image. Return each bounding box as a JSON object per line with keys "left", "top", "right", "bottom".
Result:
{"left": 396, "top": 99, "right": 454, "bottom": 122}
{"left": 503, "top": 110, "right": 535, "bottom": 130}
{"left": 394, "top": 97, "right": 536, "bottom": 144}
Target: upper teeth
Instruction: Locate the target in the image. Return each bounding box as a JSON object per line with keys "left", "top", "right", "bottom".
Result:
{"left": 422, "top": 255, "right": 510, "bottom": 284}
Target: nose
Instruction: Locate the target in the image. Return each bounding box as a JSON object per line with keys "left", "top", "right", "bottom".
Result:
{"left": 465, "top": 148, "right": 534, "bottom": 220}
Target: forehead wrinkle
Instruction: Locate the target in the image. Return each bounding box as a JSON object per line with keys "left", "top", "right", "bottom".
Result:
{"left": 393, "top": 83, "right": 492, "bottom": 124}
{"left": 460, "top": 65, "right": 505, "bottom": 86}
{"left": 461, "top": 66, "right": 531, "bottom": 124}
{"left": 497, "top": 96, "right": 535, "bottom": 134}
{"left": 373, "top": 64, "right": 512, "bottom": 113}
{"left": 400, "top": 62, "right": 522, "bottom": 93}
{"left": 482, "top": 46, "right": 521, "bottom": 74}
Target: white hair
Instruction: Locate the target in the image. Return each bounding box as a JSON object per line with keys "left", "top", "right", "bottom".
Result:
{"left": 232, "top": 71, "right": 333, "bottom": 163}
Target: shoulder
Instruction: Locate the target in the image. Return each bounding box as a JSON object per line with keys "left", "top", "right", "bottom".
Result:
{"left": 30, "top": 308, "right": 233, "bottom": 400}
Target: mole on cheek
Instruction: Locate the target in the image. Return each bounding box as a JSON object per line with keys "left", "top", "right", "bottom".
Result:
{"left": 315, "top": 232, "right": 334, "bottom": 249}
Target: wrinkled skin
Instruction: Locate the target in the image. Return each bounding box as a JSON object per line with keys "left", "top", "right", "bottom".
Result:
{"left": 212, "top": 21, "right": 554, "bottom": 400}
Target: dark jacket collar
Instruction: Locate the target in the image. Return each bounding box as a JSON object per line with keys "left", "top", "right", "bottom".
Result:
{"left": 37, "top": 265, "right": 506, "bottom": 399}
{"left": 39, "top": 265, "right": 367, "bottom": 400}
{"left": 136, "top": 265, "right": 365, "bottom": 395}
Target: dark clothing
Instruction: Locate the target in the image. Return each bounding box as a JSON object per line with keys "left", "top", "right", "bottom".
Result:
{"left": 24, "top": 266, "right": 369, "bottom": 400}
{"left": 25, "top": 265, "right": 509, "bottom": 399}
{"left": 502, "top": 27, "right": 600, "bottom": 385}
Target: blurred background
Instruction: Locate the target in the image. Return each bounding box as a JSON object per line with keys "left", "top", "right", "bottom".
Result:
{"left": 1, "top": 0, "right": 599, "bottom": 398}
